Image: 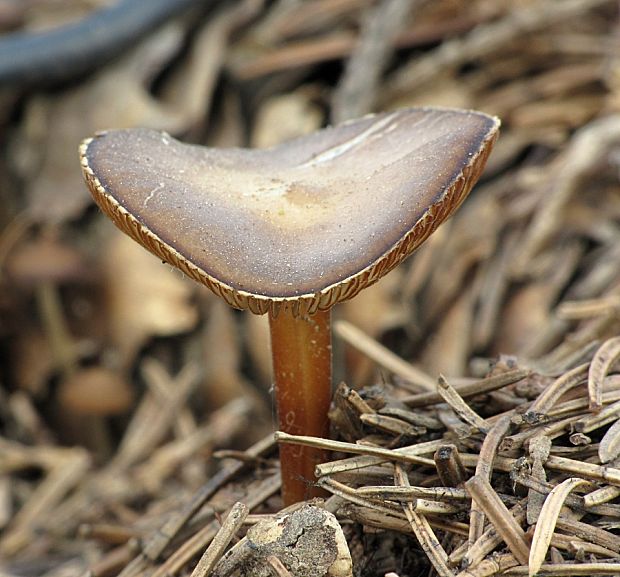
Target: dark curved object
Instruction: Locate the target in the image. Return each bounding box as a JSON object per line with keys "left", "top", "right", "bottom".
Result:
{"left": 0, "top": 0, "right": 215, "bottom": 89}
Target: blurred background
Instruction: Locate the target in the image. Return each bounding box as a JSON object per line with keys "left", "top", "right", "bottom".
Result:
{"left": 0, "top": 0, "right": 619, "bottom": 574}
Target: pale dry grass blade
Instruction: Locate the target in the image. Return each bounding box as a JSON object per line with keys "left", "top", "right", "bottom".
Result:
{"left": 588, "top": 336, "right": 620, "bottom": 412}
{"left": 584, "top": 483, "right": 620, "bottom": 507}
{"left": 528, "top": 362, "right": 589, "bottom": 416}
{"left": 574, "top": 399, "right": 620, "bottom": 434}
{"left": 529, "top": 477, "right": 590, "bottom": 577}
{"left": 275, "top": 432, "right": 437, "bottom": 468}
{"left": 599, "top": 418, "right": 620, "bottom": 463}
{"left": 469, "top": 414, "right": 513, "bottom": 545}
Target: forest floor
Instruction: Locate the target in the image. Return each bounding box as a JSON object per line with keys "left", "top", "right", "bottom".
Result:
{"left": 1, "top": 1, "right": 620, "bottom": 576}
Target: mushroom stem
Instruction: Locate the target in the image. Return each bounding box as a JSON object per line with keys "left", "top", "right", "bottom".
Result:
{"left": 268, "top": 307, "right": 332, "bottom": 505}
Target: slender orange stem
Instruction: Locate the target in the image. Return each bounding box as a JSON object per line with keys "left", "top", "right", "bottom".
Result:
{"left": 268, "top": 307, "right": 332, "bottom": 505}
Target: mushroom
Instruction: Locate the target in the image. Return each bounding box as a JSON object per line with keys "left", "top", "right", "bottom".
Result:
{"left": 79, "top": 107, "right": 499, "bottom": 504}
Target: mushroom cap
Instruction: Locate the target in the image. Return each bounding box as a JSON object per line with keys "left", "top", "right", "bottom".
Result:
{"left": 80, "top": 107, "right": 499, "bottom": 316}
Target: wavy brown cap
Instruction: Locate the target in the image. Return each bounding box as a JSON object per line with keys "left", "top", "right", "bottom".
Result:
{"left": 80, "top": 108, "right": 499, "bottom": 316}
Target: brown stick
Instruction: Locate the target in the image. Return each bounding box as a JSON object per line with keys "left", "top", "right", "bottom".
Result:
{"left": 269, "top": 308, "right": 332, "bottom": 505}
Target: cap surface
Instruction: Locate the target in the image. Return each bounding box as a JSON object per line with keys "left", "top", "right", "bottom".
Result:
{"left": 80, "top": 107, "right": 499, "bottom": 316}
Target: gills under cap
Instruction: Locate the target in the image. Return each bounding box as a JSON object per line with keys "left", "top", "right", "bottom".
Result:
{"left": 80, "top": 107, "right": 499, "bottom": 316}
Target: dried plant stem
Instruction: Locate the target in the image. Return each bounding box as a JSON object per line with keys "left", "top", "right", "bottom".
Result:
{"left": 511, "top": 473, "right": 620, "bottom": 518}
{"left": 460, "top": 504, "right": 526, "bottom": 569}
{"left": 269, "top": 309, "right": 332, "bottom": 505}
{"left": 500, "top": 416, "right": 579, "bottom": 453}
{"left": 584, "top": 483, "right": 620, "bottom": 507}
{"left": 386, "top": 0, "right": 611, "bottom": 101}
{"left": 360, "top": 413, "right": 424, "bottom": 436}
{"left": 318, "top": 476, "right": 407, "bottom": 519}
{"left": 437, "top": 374, "right": 488, "bottom": 432}
{"left": 189, "top": 502, "right": 248, "bottom": 577}
{"left": 464, "top": 475, "right": 530, "bottom": 565}
{"left": 356, "top": 484, "right": 468, "bottom": 502}
{"left": 402, "top": 369, "right": 529, "bottom": 408}
{"left": 554, "top": 517, "right": 620, "bottom": 553}
{"left": 114, "top": 362, "right": 202, "bottom": 471}
{"left": 394, "top": 464, "right": 453, "bottom": 577}
{"left": 36, "top": 281, "right": 76, "bottom": 377}
{"left": 276, "top": 431, "right": 436, "bottom": 468}
{"left": 549, "top": 532, "right": 618, "bottom": 558}
{"left": 583, "top": 412, "right": 620, "bottom": 464}
{"left": 548, "top": 386, "right": 620, "bottom": 419}
{"left": 558, "top": 296, "right": 620, "bottom": 319}
{"left": 267, "top": 555, "right": 293, "bottom": 577}
{"left": 142, "top": 433, "right": 275, "bottom": 561}
{"left": 150, "top": 474, "right": 279, "bottom": 577}
{"left": 460, "top": 452, "right": 620, "bottom": 486}
{"left": 0, "top": 450, "right": 90, "bottom": 556}
{"left": 332, "top": 0, "right": 416, "bottom": 121}
{"left": 545, "top": 455, "right": 620, "bottom": 485}
{"left": 575, "top": 399, "right": 620, "bottom": 434}
{"left": 503, "top": 563, "right": 620, "bottom": 575}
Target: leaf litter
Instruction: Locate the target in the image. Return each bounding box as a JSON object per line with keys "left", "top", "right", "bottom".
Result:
{"left": 2, "top": 0, "right": 620, "bottom": 576}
